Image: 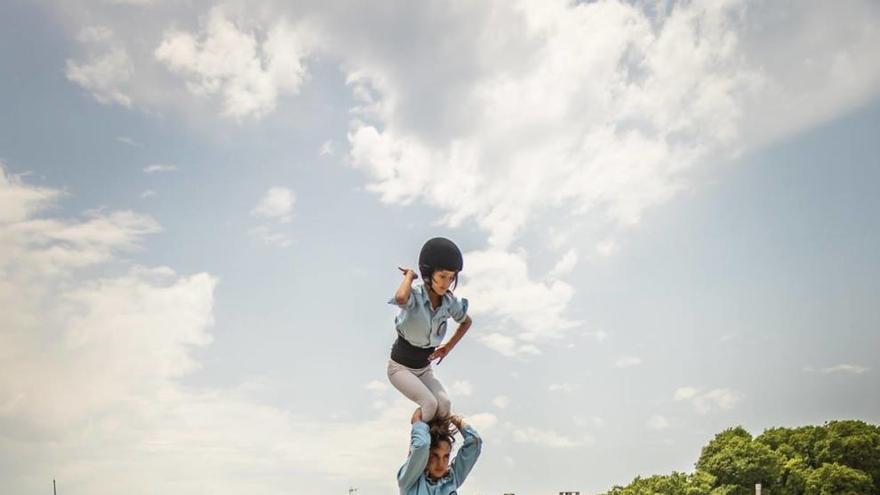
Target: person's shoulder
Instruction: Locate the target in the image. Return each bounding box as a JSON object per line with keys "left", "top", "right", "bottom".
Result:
{"left": 443, "top": 289, "right": 464, "bottom": 303}
{"left": 413, "top": 283, "right": 430, "bottom": 296}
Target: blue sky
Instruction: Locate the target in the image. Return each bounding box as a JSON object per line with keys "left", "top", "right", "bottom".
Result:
{"left": 1, "top": 1, "right": 879, "bottom": 494}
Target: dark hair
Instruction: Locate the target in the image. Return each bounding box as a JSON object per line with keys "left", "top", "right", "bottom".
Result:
{"left": 420, "top": 267, "right": 460, "bottom": 293}
{"left": 427, "top": 416, "right": 457, "bottom": 449}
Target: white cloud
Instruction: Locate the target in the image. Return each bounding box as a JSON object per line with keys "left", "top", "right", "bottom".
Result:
{"left": 155, "top": 6, "right": 317, "bottom": 119}
{"left": 596, "top": 239, "right": 617, "bottom": 257}
{"left": 614, "top": 356, "right": 642, "bottom": 368}
{"left": 141, "top": 190, "right": 156, "bottom": 199}
{"left": 819, "top": 364, "right": 869, "bottom": 375}
{"left": 0, "top": 164, "right": 62, "bottom": 224}
{"left": 248, "top": 225, "right": 293, "bottom": 248}
{"left": 77, "top": 26, "right": 114, "bottom": 43}
{"left": 337, "top": 3, "right": 880, "bottom": 318}
{"left": 583, "top": 330, "right": 608, "bottom": 342}
{"left": 646, "top": 415, "right": 670, "bottom": 431}
{"left": 0, "top": 165, "right": 444, "bottom": 494}
{"left": 463, "top": 248, "right": 579, "bottom": 353}
{"left": 491, "top": 396, "right": 510, "bottom": 409}
{"left": 66, "top": 45, "right": 134, "bottom": 107}
{"left": 693, "top": 389, "right": 742, "bottom": 414}
{"left": 143, "top": 163, "right": 177, "bottom": 174}
{"left": 674, "top": 387, "right": 742, "bottom": 415}
{"left": 478, "top": 332, "right": 541, "bottom": 358}
{"left": 548, "top": 383, "right": 577, "bottom": 393}
{"left": 252, "top": 187, "right": 295, "bottom": 223}
{"left": 319, "top": 140, "right": 335, "bottom": 156}
{"left": 548, "top": 248, "right": 578, "bottom": 278}
{"left": 345, "top": 0, "right": 760, "bottom": 250}
{"left": 450, "top": 380, "right": 474, "bottom": 397}
{"left": 673, "top": 387, "right": 698, "bottom": 401}
{"left": 467, "top": 412, "right": 498, "bottom": 432}
{"left": 513, "top": 426, "right": 589, "bottom": 448}
{"left": 116, "top": 136, "right": 141, "bottom": 147}
{"left": 364, "top": 380, "right": 389, "bottom": 393}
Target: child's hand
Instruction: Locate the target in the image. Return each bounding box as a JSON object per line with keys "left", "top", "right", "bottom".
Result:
{"left": 428, "top": 345, "right": 451, "bottom": 364}
{"left": 449, "top": 414, "right": 466, "bottom": 430}
{"left": 411, "top": 407, "right": 423, "bottom": 424}
{"left": 398, "top": 267, "right": 418, "bottom": 279}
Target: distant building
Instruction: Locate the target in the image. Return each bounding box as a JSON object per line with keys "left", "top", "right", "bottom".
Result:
{"left": 560, "top": 492, "right": 580, "bottom": 495}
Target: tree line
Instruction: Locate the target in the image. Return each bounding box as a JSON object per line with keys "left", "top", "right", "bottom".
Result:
{"left": 600, "top": 420, "right": 880, "bottom": 495}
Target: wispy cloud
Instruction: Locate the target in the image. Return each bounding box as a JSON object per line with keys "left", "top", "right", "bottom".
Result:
{"left": 491, "top": 396, "right": 510, "bottom": 409}
{"left": 548, "top": 383, "right": 578, "bottom": 393}
{"left": 450, "top": 380, "right": 474, "bottom": 397}
{"left": 614, "top": 356, "right": 642, "bottom": 368}
{"left": 512, "top": 426, "right": 591, "bottom": 448}
{"left": 143, "top": 163, "right": 177, "bottom": 174}
{"left": 252, "top": 187, "right": 295, "bottom": 223}
{"left": 478, "top": 332, "right": 541, "bottom": 358}
{"left": 646, "top": 415, "right": 670, "bottom": 431}
{"left": 248, "top": 225, "right": 293, "bottom": 248}
{"left": 319, "top": 140, "right": 334, "bottom": 156}
{"left": 116, "top": 136, "right": 142, "bottom": 147}
{"left": 804, "top": 364, "right": 870, "bottom": 375}
{"left": 364, "top": 380, "right": 389, "bottom": 393}
{"left": 66, "top": 27, "right": 133, "bottom": 107}
{"left": 674, "top": 387, "right": 743, "bottom": 414}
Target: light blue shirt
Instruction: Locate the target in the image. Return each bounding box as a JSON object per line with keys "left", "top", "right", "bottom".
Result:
{"left": 397, "top": 421, "right": 483, "bottom": 495}
{"left": 389, "top": 283, "right": 469, "bottom": 348}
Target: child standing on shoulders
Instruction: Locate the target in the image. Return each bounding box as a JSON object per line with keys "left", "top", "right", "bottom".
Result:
{"left": 387, "top": 237, "right": 473, "bottom": 421}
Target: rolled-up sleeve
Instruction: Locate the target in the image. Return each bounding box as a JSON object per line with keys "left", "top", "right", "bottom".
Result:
{"left": 451, "top": 425, "right": 482, "bottom": 486}
{"left": 449, "top": 296, "right": 469, "bottom": 323}
{"left": 388, "top": 291, "right": 415, "bottom": 310}
{"left": 397, "top": 422, "right": 430, "bottom": 492}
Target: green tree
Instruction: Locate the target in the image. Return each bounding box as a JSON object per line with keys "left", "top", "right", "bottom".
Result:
{"left": 778, "top": 456, "right": 812, "bottom": 495}
{"left": 757, "top": 425, "right": 827, "bottom": 467}
{"left": 696, "top": 426, "right": 784, "bottom": 493}
{"left": 814, "top": 420, "right": 880, "bottom": 493}
{"left": 601, "top": 471, "right": 718, "bottom": 495}
{"left": 804, "top": 462, "right": 873, "bottom": 495}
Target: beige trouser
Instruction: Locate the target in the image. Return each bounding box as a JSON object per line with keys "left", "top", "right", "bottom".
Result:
{"left": 387, "top": 359, "right": 451, "bottom": 422}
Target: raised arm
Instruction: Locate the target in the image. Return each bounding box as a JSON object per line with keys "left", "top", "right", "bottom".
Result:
{"left": 397, "top": 408, "right": 430, "bottom": 492}
{"left": 393, "top": 268, "right": 418, "bottom": 306}
{"left": 450, "top": 415, "right": 482, "bottom": 486}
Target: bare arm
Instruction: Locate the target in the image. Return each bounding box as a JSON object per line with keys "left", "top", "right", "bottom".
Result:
{"left": 394, "top": 268, "right": 418, "bottom": 305}
{"left": 429, "top": 315, "right": 472, "bottom": 363}
{"left": 444, "top": 316, "right": 472, "bottom": 351}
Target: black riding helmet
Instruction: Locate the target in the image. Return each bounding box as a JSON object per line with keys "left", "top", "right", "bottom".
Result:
{"left": 418, "top": 237, "right": 463, "bottom": 289}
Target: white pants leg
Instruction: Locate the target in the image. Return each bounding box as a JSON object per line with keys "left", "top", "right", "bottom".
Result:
{"left": 387, "top": 359, "right": 452, "bottom": 421}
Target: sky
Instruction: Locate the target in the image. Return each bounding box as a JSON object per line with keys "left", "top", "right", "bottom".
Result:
{"left": 1, "top": 0, "right": 879, "bottom": 494}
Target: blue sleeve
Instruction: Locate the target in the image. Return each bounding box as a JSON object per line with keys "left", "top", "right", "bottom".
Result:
{"left": 388, "top": 291, "right": 415, "bottom": 309}
{"left": 451, "top": 425, "right": 482, "bottom": 486}
{"left": 397, "top": 422, "right": 430, "bottom": 491}
{"left": 449, "top": 296, "right": 469, "bottom": 323}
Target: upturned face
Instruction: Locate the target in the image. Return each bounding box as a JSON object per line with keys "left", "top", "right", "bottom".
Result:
{"left": 430, "top": 269, "right": 457, "bottom": 295}
{"left": 425, "top": 440, "right": 451, "bottom": 480}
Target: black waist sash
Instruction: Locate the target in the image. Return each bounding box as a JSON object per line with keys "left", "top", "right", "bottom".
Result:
{"left": 390, "top": 336, "right": 435, "bottom": 369}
